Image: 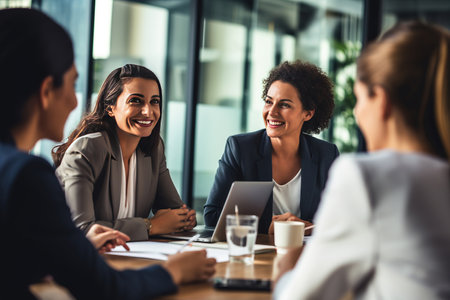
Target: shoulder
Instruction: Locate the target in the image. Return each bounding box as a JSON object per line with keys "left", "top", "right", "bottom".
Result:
{"left": 69, "top": 131, "right": 110, "bottom": 151}
{"left": 302, "top": 133, "right": 338, "bottom": 153}
{"left": 0, "top": 145, "right": 52, "bottom": 175}
{"left": 301, "top": 134, "right": 339, "bottom": 166}
{"left": 227, "top": 129, "right": 266, "bottom": 147}
{"left": 221, "top": 129, "right": 267, "bottom": 159}
{"left": 0, "top": 146, "right": 54, "bottom": 196}
{"left": 328, "top": 153, "right": 364, "bottom": 176}
{"left": 330, "top": 151, "right": 450, "bottom": 200}
{"left": 351, "top": 150, "right": 449, "bottom": 184}
{"left": 66, "top": 131, "right": 114, "bottom": 159}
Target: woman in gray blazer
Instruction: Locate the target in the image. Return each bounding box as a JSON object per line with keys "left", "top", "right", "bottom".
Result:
{"left": 54, "top": 64, "right": 195, "bottom": 241}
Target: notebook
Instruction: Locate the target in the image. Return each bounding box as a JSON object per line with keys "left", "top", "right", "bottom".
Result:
{"left": 159, "top": 181, "right": 273, "bottom": 243}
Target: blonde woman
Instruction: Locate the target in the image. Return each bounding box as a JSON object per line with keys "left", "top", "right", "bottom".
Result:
{"left": 274, "top": 21, "right": 450, "bottom": 299}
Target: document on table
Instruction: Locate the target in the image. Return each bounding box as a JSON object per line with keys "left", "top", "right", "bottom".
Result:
{"left": 168, "top": 241, "right": 276, "bottom": 254}
{"left": 107, "top": 241, "right": 230, "bottom": 263}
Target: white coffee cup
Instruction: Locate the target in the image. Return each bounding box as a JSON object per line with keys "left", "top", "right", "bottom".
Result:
{"left": 274, "top": 221, "right": 305, "bottom": 255}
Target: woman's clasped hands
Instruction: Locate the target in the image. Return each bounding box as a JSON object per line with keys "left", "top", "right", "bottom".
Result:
{"left": 150, "top": 204, "right": 197, "bottom": 235}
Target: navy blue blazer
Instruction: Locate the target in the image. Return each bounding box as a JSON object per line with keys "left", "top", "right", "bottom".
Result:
{"left": 203, "top": 129, "right": 339, "bottom": 233}
{"left": 0, "top": 141, "right": 177, "bottom": 299}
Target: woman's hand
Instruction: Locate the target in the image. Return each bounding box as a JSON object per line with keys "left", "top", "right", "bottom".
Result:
{"left": 268, "top": 213, "right": 314, "bottom": 235}
{"left": 180, "top": 204, "right": 197, "bottom": 230}
{"left": 272, "top": 247, "right": 303, "bottom": 284}
{"left": 86, "top": 224, "right": 130, "bottom": 254}
{"left": 150, "top": 206, "right": 196, "bottom": 235}
{"left": 164, "top": 250, "right": 216, "bottom": 284}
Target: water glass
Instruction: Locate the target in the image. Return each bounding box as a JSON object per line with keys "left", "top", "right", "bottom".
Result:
{"left": 226, "top": 215, "right": 258, "bottom": 264}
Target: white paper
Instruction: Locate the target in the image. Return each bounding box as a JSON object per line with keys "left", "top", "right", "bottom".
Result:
{"left": 168, "top": 241, "right": 276, "bottom": 254}
{"left": 107, "top": 241, "right": 230, "bottom": 263}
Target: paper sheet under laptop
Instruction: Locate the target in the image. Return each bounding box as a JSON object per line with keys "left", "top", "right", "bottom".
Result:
{"left": 168, "top": 240, "right": 276, "bottom": 254}
{"left": 107, "top": 241, "right": 230, "bottom": 262}
{"left": 107, "top": 240, "right": 276, "bottom": 262}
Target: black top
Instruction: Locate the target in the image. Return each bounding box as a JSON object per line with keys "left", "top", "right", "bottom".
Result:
{"left": 0, "top": 142, "right": 177, "bottom": 299}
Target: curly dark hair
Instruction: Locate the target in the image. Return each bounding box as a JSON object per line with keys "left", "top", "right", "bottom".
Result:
{"left": 262, "top": 60, "right": 334, "bottom": 134}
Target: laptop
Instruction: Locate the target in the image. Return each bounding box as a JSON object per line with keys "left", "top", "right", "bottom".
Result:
{"left": 159, "top": 181, "right": 273, "bottom": 243}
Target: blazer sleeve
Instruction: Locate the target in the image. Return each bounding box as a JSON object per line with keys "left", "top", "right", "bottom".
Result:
{"left": 56, "top": 136, "right": 107, "bottom": 233}
{"left": 203, "top": 136, "right": 243, "bottom": 227}
{"left": 152, "top": 141, "right": 184, "bottom": 210}
{"left": 274, "top": 156, "right": 376, "bottom": 300}
{"left": 10, "top": 156, "right": 177, "bottom": 299}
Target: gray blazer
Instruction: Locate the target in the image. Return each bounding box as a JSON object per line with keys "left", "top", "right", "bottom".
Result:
{"left": 56, "top": 131, "right": 183, "bottom": 241}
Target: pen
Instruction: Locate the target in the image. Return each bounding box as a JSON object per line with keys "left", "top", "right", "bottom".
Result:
{"left": 176, "top": 234, "right": 201, "bottom": 253}
{"left": 305, "top": 225, "right": 315, "bottom": 231}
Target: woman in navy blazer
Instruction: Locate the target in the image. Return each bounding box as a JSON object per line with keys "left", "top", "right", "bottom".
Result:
{"left": 204, "top": 61, "right": 339, "bottom": 233}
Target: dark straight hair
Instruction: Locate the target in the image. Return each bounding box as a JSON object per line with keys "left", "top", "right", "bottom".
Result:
{"left": 0, "top": 8, "right": 74, "bottom": 141}
{"left": 53, "top": 64, "right": 163, "bottom": 166}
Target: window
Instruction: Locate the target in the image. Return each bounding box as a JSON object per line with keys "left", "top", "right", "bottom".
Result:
{"left": 91, "top": 0, "right": 191, "bottom": 194}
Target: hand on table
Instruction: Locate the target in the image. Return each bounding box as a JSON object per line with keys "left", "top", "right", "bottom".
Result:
{"left": 164, "top": 249, "right": 216, "bottom": 284}
{"left": 86, "top": 224, "right": 130, "bottom": 254}
{"left": 150, "top": 205, "right": 197, "bottom": 235}
{"left": 179, "top": 204, "right": 197, "bottom": 230}
{"left": 273, "top": 247, "right": 303, "bottom": 284}
{"left": 268, "top": 213, "right": 314, "bottom": 235}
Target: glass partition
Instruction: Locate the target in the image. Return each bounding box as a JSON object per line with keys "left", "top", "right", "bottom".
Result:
{"left": 0, "top": 0, "right": 31, "bottom": 8}
{"left": 381, "top": 0, "right": 450, "bottom": 30}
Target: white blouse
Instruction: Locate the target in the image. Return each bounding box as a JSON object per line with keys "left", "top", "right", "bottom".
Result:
{"left": 117, "top": 150, "right": 137, "bottom": 219}
{"left": 272, "top": 168, "right": 302, "bottom": 217}
{"left": 274, "top": 151, "right": 450, "bottom": 300}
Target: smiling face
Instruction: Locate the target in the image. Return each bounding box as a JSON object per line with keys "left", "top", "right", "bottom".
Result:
{"left": 108, "top": 78, "right": 161, "bottom": 142}
{"left": 262, "top": 80, "right": 314, "bottom": 140}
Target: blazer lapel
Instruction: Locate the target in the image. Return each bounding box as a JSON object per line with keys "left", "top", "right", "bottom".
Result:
{"left": 256, "top": 131, "right": 273, "bottom": 232}
{"left": 107, "top": 131, "right": 122, "bottom": 220}
{"left": 299, "top": 134, "right": 318, "bottom": 220}
{"left": 256, "top": 131, "right": 272, "bottom": 181}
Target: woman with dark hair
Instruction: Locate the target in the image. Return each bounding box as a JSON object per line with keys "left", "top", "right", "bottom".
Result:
{"left": 54, "top": 64, "right": 196, "bottom": 241}
{"left": 273, "top": 21, "right": 450, "bottom": 299}
{"left": 0, "top": 8, "right": 215, "bottom": 299}
{"left": 204, "top": 60, "right": 339, "bottom": 233}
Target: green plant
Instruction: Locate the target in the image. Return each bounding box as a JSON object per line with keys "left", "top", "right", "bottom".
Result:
{"left": 328, "top": 40, "right": 361, "bottom": 153}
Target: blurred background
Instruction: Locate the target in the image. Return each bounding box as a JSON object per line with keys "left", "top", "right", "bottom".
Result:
{"left": 1, "top": 0, "right": 449, "bottom": 223}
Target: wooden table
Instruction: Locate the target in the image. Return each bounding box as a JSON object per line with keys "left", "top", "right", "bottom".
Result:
{"left": 107, "top": 235, "right": 276, "bottom": 299}
{"left": 31, "top": 235, "right": 277, "bottom": 300}
{"left": 106, "top": 251, "right": 275, "bottom": 299}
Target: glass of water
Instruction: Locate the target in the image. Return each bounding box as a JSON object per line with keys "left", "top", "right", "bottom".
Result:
{"left": 226, "top": 215, "right": 258, "bottom": 264}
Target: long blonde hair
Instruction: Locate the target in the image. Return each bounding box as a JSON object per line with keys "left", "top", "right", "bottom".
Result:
{"left": 357, "top": 21, "right": 450, "bottom": 162}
